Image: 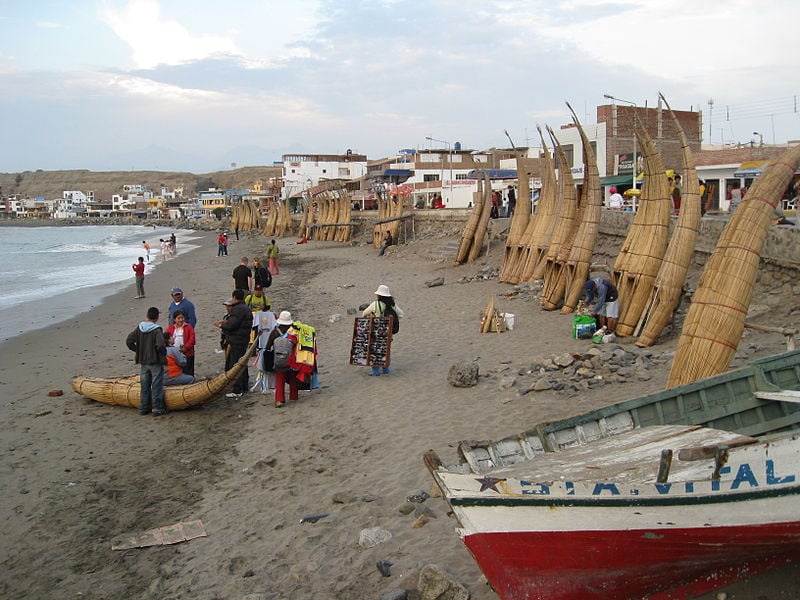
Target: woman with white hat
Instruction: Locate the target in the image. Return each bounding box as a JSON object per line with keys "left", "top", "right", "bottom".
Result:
{"left": 362, "top": 284, "right": 404, "bottom": 376}
{"left": 265, "top": 310, "right": 298, "bottom": 407}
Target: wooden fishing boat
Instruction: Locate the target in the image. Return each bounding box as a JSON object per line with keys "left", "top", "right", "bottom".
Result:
{"left": 71, "top": 341, "right": 259, "bottom": 411}
{"left": 425, "top": 349, "right": 800, "bottom": 600}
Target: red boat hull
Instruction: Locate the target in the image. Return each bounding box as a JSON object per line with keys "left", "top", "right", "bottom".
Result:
{"left": 464, "top": 523, "right": 800, "bottom": 600}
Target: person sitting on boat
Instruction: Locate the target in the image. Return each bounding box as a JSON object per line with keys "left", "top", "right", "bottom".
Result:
{"left": 581, "top": 277, "right": 619, "bottom": 334}
{"left": 165, "top": 310, "right": 195, "bottom": 376}
{"left": 164, "top": 331, "right": 195, "bottom": 386}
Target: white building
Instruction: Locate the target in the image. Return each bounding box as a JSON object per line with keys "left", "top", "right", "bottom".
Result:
{"left": 282, "top": 151, "right": 368, "bottom": 200}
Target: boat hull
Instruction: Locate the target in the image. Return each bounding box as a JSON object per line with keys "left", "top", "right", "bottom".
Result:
{"left": 463, "top": 523, "right": 800, "bottom": 600}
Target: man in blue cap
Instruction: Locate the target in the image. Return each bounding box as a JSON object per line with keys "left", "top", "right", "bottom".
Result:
{"left": 582, "top": 277, "right": 619, "bottom": 333}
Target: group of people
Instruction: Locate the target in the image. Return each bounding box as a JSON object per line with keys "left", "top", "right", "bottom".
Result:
{"left": 127, "top": 235, "right": 296, "bottom": 414}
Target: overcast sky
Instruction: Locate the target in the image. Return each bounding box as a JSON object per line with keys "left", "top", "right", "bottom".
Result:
{"left": 1, "top": 0, "right": 798, "bottom": 173}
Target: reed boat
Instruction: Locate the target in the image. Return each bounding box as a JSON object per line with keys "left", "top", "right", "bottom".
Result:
{"left": 71, "top": 341, "right": 258, "bottom": 411}
{"left": 425, "top": 349, "right": 800, "bottom": 600}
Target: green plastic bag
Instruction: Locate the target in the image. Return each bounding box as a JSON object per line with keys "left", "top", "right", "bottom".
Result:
{"left": 572, "top": 314, "right": 596, "bottom": 339}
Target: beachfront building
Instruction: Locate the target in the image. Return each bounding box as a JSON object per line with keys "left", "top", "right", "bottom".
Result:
{"left": 549, "top": 103, "right": 798, "bottom": 213}
{"left": 366, "top": 145, "right": 523, "bottom": 210}
{"left": 281, "top": 151, "right": 368, "bottom": 203}
{"left": 695, "top": 145, "right": 799, "bottom": 213}
{"left": 198, "top": 188, "right": 227, "bottom": 218}
{"left": 53, "top": 190, "right": 92, "bottom": 219}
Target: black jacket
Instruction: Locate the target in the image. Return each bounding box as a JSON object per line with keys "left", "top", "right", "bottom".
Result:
{"left": 126, "top": 322, "right": 166, "bottom": 365}
{"left": 220, "top": 302, "right": 252, "bottom": 346}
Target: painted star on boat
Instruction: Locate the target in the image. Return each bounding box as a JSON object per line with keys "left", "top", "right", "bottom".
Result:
{"left": 476, "top": 476, "right": 506, "bottom": 493}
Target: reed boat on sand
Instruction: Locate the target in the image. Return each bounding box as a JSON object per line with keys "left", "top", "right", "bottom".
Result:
{"left": 539, "top": 127, "right": 578, "bottom": 310}
{"left": 612, "top": 123, "right": 672, "bottom": 337}
{"left": 71, "top": 342, "right": 259, "bottom": 411}
{"left": 559, "top": 102, "right": 602, "bottom": 314}
{"left": 668, "top": 143, "right": 800, "bottom": 387}
{"left": 425, "top": 349, "right": 800, "bottom": 600}
{"left": 635, "top": 94, "right": 702, "bottom": 346}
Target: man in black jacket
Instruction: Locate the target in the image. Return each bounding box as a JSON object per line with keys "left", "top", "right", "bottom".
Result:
{"left": 126, "top": 306, "right": 168, "bottom": 415}
{"left": 215, "top": 289, "right": 252, "bottom": 397}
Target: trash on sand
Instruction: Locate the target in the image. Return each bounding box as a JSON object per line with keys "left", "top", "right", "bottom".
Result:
{"left": 300, "top": 512, "right": 330, "bottom": 524}
{"left": 111, "top": 519, "right": 207, "bottom": 550}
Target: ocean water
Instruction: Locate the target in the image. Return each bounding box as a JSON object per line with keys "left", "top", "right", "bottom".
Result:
{"left": 0, "top": 225, "right": 201, "bottom": 341}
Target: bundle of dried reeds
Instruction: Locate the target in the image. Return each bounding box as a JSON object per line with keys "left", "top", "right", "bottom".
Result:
{"left": 519, "top": 127, "right": 561, "bottom": 282}
{"left": 668, "top": 144, "right": 800, "bottom": 386}
{"left": 560, "top": 104, "right": 603, "bottom": 313}
{"left": 480, "top": 296, "right": 500, "bottom": 333}
{"left": 276, "top": 200, "right": 292, "bottom": 237}
{"left": 260, "top": 199, "right": 280, "bottom": 237}
{"left": 298, "top": 201, "right": 311, "bottom": 239}
{"left": 636, "top": 95, "right": 702, "bottom": 346}
{"left": 455, "top": 171, "right": 485, "bottom": 264}
{"left": 499, "top": 154, "right": 532, "bottom": 282}
{"left": 612, "top": 125, "right": 672, "bottom": 336}
{"left": 540, "top": 127, "right": 579, "bottom": 310}
{"left": 468, "top": 172, "right": 494, "bottom": 263}
{"left": 335, "top": 189, "right": 353, "bottom": 243}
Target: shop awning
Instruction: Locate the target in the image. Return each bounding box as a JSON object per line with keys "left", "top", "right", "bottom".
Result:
{"left": 601, "top": 174, "right": 636, "bottom": 187}
{"left": 733, "top": 160, "right": 770, "bottom": 178}
{"left": 383, "top": 169, "right": 413, "bottom": 177}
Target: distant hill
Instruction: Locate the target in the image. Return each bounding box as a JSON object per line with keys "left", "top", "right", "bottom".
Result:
{"left": 0, "top": 166, "right": 282, "bottom": 200}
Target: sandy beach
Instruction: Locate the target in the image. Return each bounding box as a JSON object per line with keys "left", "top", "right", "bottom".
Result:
{"left": 1, "top": 227, "right": 798, "bottom": 599}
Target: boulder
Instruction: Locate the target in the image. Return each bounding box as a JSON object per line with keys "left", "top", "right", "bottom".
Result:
{"left": 448, "top": 362, "right": 479, "bottom": 388}
{"left": 418, "top": 564, "right": 470, "bottom": 600}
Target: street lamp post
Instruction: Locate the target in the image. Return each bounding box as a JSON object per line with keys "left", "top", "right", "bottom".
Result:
{"left": 426, "top": 136, "right": 453, "bottom": 205}
{"left": 604, "top": 94, "right": 638, "bottom": 197}
{"left": 753, "top": 131, "right": 763, "bottom": 147}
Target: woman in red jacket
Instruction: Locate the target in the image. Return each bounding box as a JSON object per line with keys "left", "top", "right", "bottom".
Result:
{"left": 165, "top": 310, "right": 196, "bottom": 375}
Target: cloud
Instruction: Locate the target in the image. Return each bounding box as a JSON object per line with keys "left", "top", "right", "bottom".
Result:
{"left": 101, "top": 0, "right": 243, "bottom": 68}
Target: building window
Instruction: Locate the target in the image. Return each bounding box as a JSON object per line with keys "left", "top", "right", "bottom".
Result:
{"left": 455, "top": 173, "right": 470, "bottom": 180}
{"left": 424, "top": 174, "right": 440, "bottom": 182}
{"left": 562, "top": 145, "right": 574, "bottom": 168}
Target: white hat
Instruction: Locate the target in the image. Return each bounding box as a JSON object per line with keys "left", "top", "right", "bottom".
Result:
{"left": 374, "top": 284, "right": 391, "bottom": 297}
{"left": 277, "top": 310, "right": 293, "bottom": 325}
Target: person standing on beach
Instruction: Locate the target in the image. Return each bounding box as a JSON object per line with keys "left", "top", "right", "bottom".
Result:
{"left": 253, "top": 256, "right": 272, "bottom": 290}
{"left": 362, "top": 284, "right": 403, "bottom": 376}
{"left": 232, "top": 256, "right": 252, "bottom": 292}
{"left": 267, "top": 239, "right": 280, "bottom": 275}
{"left": 217, "top": 232, "right": 226, "bottom": 257}
{"left": 245, "top": 285, "right": 270, "bottom": 313}
{"left": 141, "top": 241, "right": 151, "bottom": 262}
{"left": 265, "top": 310, "right": 298, "bottom": 407}
{"left": 170, "top": 232, "right": 177, "bottom": 252}
{"left": 168, "top": 288, "right": 197, "bottom": 327}
{"left": 214, "top": 289, "right": 252, "bottom": 397}
{"left": 126, "top": 306, "right": 168, "bottom": 416}
{"left": 222, "top": 233, "right": 229, "bottom": 256}
{"left": 132, "top": 257, "right": 146, "bottom": 298}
